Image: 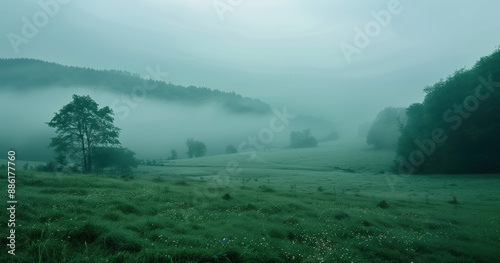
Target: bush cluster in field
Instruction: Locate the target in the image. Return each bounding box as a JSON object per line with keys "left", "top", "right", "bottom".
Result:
{"left": 0, "top": 170, "right": 498, "bottom": 262}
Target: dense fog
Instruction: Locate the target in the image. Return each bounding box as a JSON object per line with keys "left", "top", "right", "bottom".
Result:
{"left": 0, "top": 0, "right": 499, "bottom": 162}
{"left": 1, "top": 86, "right": 337, "bottom": 160}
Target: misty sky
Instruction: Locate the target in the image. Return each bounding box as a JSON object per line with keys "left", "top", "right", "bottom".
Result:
{"left": 1, "top": 0, "right": 499, "bottom": 159}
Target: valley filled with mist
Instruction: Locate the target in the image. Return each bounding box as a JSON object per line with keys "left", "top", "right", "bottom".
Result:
{"left": 1, "top": 1, "right": 499, "bottom": 262}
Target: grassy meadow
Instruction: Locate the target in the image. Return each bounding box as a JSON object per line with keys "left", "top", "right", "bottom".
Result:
{"left": 1, "top": 138, "right": 500, "bottom": 262}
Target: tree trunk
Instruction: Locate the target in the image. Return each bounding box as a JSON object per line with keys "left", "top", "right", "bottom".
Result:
{"left": 80, "top": 134, "right": 87, "bottom": 173}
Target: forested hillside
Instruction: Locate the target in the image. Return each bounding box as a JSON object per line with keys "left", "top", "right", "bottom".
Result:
{"left": 396, "top": 48, "right": 500, "bottom": 174}
{"left": 0, "top": 59, "right": 271, "bottom": 114}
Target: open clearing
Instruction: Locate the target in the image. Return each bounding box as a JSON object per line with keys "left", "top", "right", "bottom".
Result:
{"left": 1, "top": 138, "right": 499, "bottom": 262}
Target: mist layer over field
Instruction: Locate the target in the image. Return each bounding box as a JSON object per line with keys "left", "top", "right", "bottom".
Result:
{"left": 1, "top": 86, "right": 331, "bottom": 160}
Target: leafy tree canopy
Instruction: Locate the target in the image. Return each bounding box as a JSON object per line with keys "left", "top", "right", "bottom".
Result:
{"left": 92, "top": 147, "right": 138, "bottom": 174}
{"left": 395, "top": 48, "right": 500, "bottom": 174}
{"left": 186, "top": 138, "right": 207, "bottom": 158}
{"left": 0, "top": 59, "right": 271, "bottom": 115}
{"left": 47, "top": 94, "right": 121, "bottom": 173}
{"left": 367, "top": 107, "right": 406, "bottom": 149}
{"left": 290, "top": 129, "right": 318, "bottom": 148}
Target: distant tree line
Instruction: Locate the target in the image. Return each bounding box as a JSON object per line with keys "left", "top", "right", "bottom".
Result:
{"left": 363, "top": 48, "right": 500, "bottom": 174}
{"left": 0, "top": 58, "right": 271, "bottom": 115}
{"left": 186, "top": 138, "right": 207, "bottom": 158}
{"left": 290, "top": 129, "right": 318, "bottom": 148}
{"left": 366, "top": 107, "right": 406, "bottom": 149}
{"left": 92, "top": 147, "right": 138, "bottom": 174}
{"left": 168, "top": 149, "right": 178, "bottom": 160}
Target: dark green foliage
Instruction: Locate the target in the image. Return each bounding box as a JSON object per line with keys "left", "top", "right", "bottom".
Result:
{"left": 92, "top": 147, "right": 138, "bottom": 174}
{"left": 225, "top": 144, "right": 238, "bottom": 154}
{"left": 55, "top": 154, "right": 68, "bottom": 169}
{"left": 362, "top": 220, "right": 373, "bottom": 227}
{"left": 366, "top": 107, "right": 406, "bottom": 149}
{"left": 47, "top": 95, "right": 121, "bottom": 173}
{"left": 0, "top": 58, "right": 271, "bottom": 115}
{"left": 290, "top": 129, "right": 318, "bottom": 148}
{"left": 222, "top": 193, "right": 232, "bottom": 200}
{"left": 186, "top": 138, "right": 207, "bottom": 158}
{"left": 395, "top": 48, "right": 500, "bottom": 174}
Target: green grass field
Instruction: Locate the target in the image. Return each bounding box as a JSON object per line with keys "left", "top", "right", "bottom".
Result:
{"left": 1, "top": 138, "right": 499, "bottom": 262}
